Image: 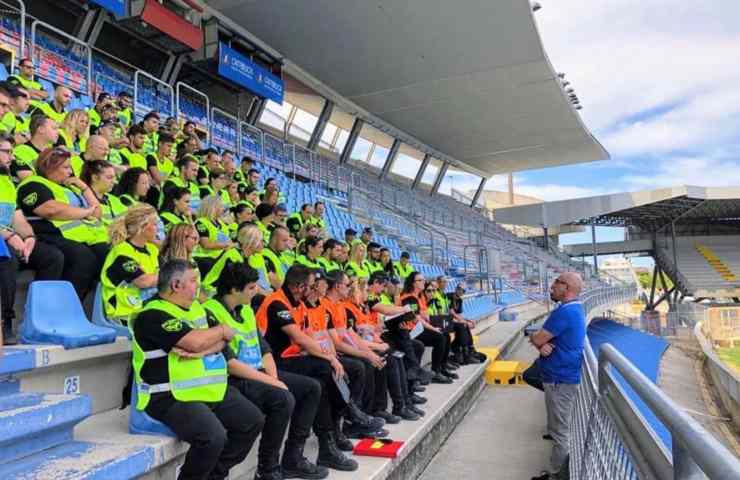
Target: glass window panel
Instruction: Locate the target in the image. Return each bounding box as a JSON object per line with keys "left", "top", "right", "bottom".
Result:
{"left": 420, "top": 157, "right": 442, "bottom": 185}
{"left": 368, "top": 144, "right": 389, "bottom": 169}
{"left": 334, "top": 129, "right": 349, "bottom": 153}
{"left": 288, "top": 108, "right": 318, "bottom": 143}
{"left": 349, "top": 136, "right": 373, "bottom": 163}
{"left": 349, "top": 123, "right": 393, "bottom": 171}
{"left": 438, "top": 166, "right": 481, "bottom": 202}
{"left": 259, "top": 100, "right": 293, "bottom": 134}
{"left": 390, "top": 144, "right": 424, "bottom": 180}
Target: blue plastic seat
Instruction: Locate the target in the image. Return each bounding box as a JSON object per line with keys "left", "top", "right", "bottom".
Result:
{"left": 0, "top": 63, "right": 7, "bottom": 81}
{"left": 20, "top": 281, "right": 116, "bottom": 349}
{"left": 91, "top": 283, "right": 131, "bottom": 338}
{"left": 128, "top": 384, "right": 176, "bottom": 437}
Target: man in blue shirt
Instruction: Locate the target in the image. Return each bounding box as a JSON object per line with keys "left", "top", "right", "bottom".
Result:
{"left": 529, "top": 272, "right": 586, "bottom": 480}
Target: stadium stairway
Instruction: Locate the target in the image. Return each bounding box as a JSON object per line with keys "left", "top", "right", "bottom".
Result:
{"left": 0, "top": 299, "right": 545, "bottom": 479}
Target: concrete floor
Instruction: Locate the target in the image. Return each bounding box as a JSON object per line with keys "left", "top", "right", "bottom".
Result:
{"left": 421, "top": 331, "right": 551, "bottom": 480}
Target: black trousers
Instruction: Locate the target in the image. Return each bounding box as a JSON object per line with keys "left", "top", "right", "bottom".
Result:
{"left": 383, "top": 330, "right": 425, "bottom": 381}
{"left": 372, "top": 353, "right": 407, "bottom": 412}
{"left": 0, "top": 241, "right": 64, "bottom": 325}
{"left": 230, "top": 370, "right": 320, "bottom": 471}
{"left": 277, "top": 356, "right": 346, "bottom": 435}
{"left": 37, "top": 235, "right": 108, "bottom": 301}
{"left": 147, "top": 386, "right": 264, "bottom": 480}
{"left": 338, "top": 355, "right": 367, "bottom": 407}
{"left": 451, "top": 322, "right": 474, "bottom": 352}
{"left": 523, "top": 358, "right": 544, "bottom": 391}
{"left": 417, "top": 329, "right": 448, "bottom": 372}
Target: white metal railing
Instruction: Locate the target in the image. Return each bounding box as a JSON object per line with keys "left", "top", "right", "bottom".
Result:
{"left": 571, "top": 287, "right": 740, "bottom": 479}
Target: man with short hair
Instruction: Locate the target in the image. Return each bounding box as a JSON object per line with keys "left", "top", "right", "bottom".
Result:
{"left": 343, "top": 228, "right": 356, "bottom": 246}
{"left": 261, "top": 225, "right": 290, "bottom": 290}
{"left": 394, "top": 251, "right": 414, "bottom": 282}
{"left": 256, "top": 266, "right": 367, "bottom": 472}
{"left": 1, "top": 86, "right": 31, "bottom": 143}
{"left": 119, "top": 124, "right": 148, "bottom": 170}
{"left": 364, "top": 242, "right": 384, "bottom": 274}
{"left": 198, "top": 149, "right": 223, "bottom": 185}
{"left": 146, "top": 132, "right": 176, "bottom": 188}
{"left": 307, "top": 201, "right": 326, "bottom": 231}
{"left": 131, "top": 260, "right": 264, "bottom": 480}
{"left": 87, "top": 92, "right": 113, "bottom": 131}
{"left": 27, "top": 85, "right": 72, "bottom": 125}
{"left": 82, "top": 135, "right": 109, "bottom": 162}
{"left": 12, "top": 115, "right": 58, "bottom": 181}
{"left": 287, "top": 203, "right": 314, "bottom": 237}
{"left": 317, "top": 239, "right": 343, "bottom": 273}
{"left": 529, "top": 272, "right": 586, "bottom": 480}
{"left": 116, "top": 91, "right": 133, "bottom": 127}
{"left": 8, "top": 58, "right": 47, "bottom": 101}
{"left": 141, "top": 111, "right": 160, "bottom": 154}
{"left": 0, "top": 83, "right": 13, "bottom": 121}
{"left": 221, "top": 150, "right": 236, "bottom": 178}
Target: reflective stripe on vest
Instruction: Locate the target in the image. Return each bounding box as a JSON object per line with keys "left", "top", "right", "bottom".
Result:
{"left": 203, "top": 299, "right": 263, "bottom": 369}
{"left": 132, "top": 299, "right": 227, "bottom": 410}
{"left": 101, "top": 241, "right": 159, "bottom": 323}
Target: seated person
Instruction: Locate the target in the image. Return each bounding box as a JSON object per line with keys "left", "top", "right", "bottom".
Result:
{"left": 205, "top": 263, "right": 327, "bottom": 480}
{"left": 100, "top": 204, "right": 159, "bottom": 325}
{"left": 0, "top": 135, "right": 64, "bottom": 343}
{"left": 317, "top": 238, "right": 343, "bottom": 273}
{"left": 12, "top": 114, "right": 59, "bottom": 182}
{"left": 202, "top": 224, "right": 271, "bottom": 296}
{"left": 145, "top": 133, "right": 176, "bottom": 203}
{"left": 436, "top": 278, "right": 486, "bottom": 365}
{"left": 114, "top": 167, "right": 150, "bottom": 208}
{"left": 295, "top": 236, "right": 324, "bottom": 270}
{"left": 16, "top": 147, "right": 108, "bottom": 300}
{"left": 80, "top": 160, "right": 127, "bottom": 227}
{"left": 159, "top": 186, "right": 193, "bottom": 233}
{"left": 344, "top": 241, "right": 369, "bottom": 280}
{"left": 287, "top": 203, "right": 314, "bottom": 237}
{"left": 193, "top": 195, "right": 234, "bottom": 277}
{"left": 255, "top": 203, "right": 275, "bottom": 243}
{"left": 131, "top": 260, "right": 264, "bottom": 480}
{"left": 261, "top": 225, "right": 291, "bottom": 291}
{"left": 163, "top": 155, "right": 201, "bottom": 207}
{"left": 199, "top": 167, "right": 231, "bottom": 208}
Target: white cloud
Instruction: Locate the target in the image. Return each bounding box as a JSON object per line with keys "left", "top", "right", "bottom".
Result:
{"left": 507, "top": 0, "right": 740, "bottom": 201}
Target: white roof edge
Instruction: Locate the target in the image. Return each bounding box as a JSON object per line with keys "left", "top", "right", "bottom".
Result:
{"left": 494, "top": 185, "right": 740, "bottom": 228}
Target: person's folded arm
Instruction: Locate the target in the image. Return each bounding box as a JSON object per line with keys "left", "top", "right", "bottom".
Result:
{"left": 132, "top": 273, "right": 158, "bottom": 289}
{"left": 33, "top": 200, "right": 93, "bottom": 221}
{"left": 176, "top": 325, "right": 228, "bottom": 353}
{"left": 530, "top": 329, "right": 554, "bottom": 348}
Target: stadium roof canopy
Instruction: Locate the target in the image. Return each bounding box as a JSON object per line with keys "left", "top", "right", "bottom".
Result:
{"left": 206, "top": 0, "right": 609, "bottom": 177}
{"left": 494, "top": 186, "right": 740, "bottom": 231}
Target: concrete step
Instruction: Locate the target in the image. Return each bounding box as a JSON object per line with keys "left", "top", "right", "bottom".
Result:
{"left": 0, "top": 440, "right": 154, "bottom": 479}
{"left": 0, "top": 393, "right": 91, "bottom": 465}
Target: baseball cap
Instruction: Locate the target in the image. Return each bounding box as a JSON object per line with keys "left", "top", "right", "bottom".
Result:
{"left": 345, "top": 228, "right": 357, "bottom": 236}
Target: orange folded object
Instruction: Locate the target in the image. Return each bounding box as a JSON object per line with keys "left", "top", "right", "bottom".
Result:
{"left": 353, "top": 438, "right": 404, "bottom": 458}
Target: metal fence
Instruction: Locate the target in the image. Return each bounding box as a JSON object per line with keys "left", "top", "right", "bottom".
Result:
{"left": 570, "top": 287, "right": 740, "bottom": 479}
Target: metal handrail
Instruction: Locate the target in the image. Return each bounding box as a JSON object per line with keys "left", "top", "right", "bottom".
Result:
{"left": 133, "top": 69, "right": 174, "bottom": 120}
{"left": 0, "top": 0, "right": 24, "bottom": 63}
{"left": 176, "top": 81, "right": 210, "bottom": 140}
{"left": 31, "top": 19, "right": 92, "bottom": 96}
{"left": 210, "top": 106, "right": 239, "bottom": 152}
{"left": 597, "top": 343, "right": 740, "bottom": 479}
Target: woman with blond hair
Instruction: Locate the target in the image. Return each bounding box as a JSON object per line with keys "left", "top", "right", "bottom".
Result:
{"left": 203, "top": 223, "right": 271, "bottom": 295}
{"left": 160, "top": 223, "right": 208, "bottom": 303}
{"left": 193, "top": 194, "right": 233, "bottom": 276}
{"left": 99, "top": 204, "right": 159, "bottom": 325}
{"left": 345, "top": 241, "right": 369, "bottom": 280}
{"left": 58, "top": 109, "right": 90, "bottom": 175}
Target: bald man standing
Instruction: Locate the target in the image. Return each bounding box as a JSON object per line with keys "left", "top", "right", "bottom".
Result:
{"left": 528, "top": 272, "right": 586, "bottom": 480}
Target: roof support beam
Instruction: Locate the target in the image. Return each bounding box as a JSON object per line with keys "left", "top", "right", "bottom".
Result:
{"left": 411, "top": 154, "right": 431, "bottom": 190}
{"left": 246, "top": 98, "right": 266, "bottom": 125}
{"left": 379, "top": 139, "right": 401, "bottom": 179}
{"left": 307, "top": 99, "right": 333, "bottom": 151}
{"left": 339, "top": 118, "right": 364, "bottom": 164}
{"left": 431, "top": 162, "right": 449, "bottom": 195}
{"left": 470, "top": 177, "right": 486, "bottom": 207}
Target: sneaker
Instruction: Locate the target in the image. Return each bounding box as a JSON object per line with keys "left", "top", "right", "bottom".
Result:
{"left": 254, "top": 468, "right": 283, "bottom": 480}
{"left": 347, "top": 402, "right": 385, "bottom": 430}
{"left": 445, "top": 361, "right": 460, "bottom": 370}
{"left": 373, "top": 410, "right": 401, "bottom": 424}
{"left": 411, "top": 384, "right": 426, "bottom": 393}
{"left": 282, "top": 456, "right": 329, "bottom": 479}
{"left": 343, "top": 422, "right": 389, "bottom": 439}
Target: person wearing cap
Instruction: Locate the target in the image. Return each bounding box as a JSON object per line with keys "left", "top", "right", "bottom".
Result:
{"left": 1, "top": 85, "right": 31, "bottom": 143}
{"left": 141, "top": 111, "right": 160, "bottom": 155}
{"left": 13, "top": 115, "right": 59, "bottom": 182}
{"left": 343, "top": 228, "right": 357, "bottom": 246}
{"left": 26, "top": 85, "right": 72, "bottom": 125}
{"left": 87, "top": 92, "right": 113, "bottom": 131}
{"left": 8, "top": 58, "right": 47, "bottom": 101}
{"left": 394, "top": 251, "right": 414, "bottom": 282}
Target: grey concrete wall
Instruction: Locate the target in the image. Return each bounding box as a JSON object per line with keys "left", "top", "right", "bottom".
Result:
{"left": 695, "top": 324, "right": 740, "bottom": 431}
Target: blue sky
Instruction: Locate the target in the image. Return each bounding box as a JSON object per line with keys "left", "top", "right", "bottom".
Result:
{"left": 478, "top": 1, "right": 740, "bottom": 264}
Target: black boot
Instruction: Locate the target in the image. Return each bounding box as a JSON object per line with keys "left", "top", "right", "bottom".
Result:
{"left": 392, "top": 406, "right": 420, "bottom": 421}
{"left": 441, "top": 368, "right": 459, "bottom": 380}
{"left": 343, "top": 422, "right": 389, "bottom": 439}
{"left": 254, "top": 467, "right": 283, "bottom": 480}
{"left": 453, "top": 350, "right": 466, "bottom": 365}
{"left": 347, "top": 402, "right": 385, "bottom": 430}
{"left": 282, "top": 439, "right": 329, "bottom": 479}
{"left": 407, "top": 404, "right": 425, "bottom": 417}
{"left": 373, "top": 410, "right": 401, "bottom": 424}
{"left": 431, "top": 371, "right": 453, "bottom": 384}
{"left": 409, "top": 393, "right": 427, "bottom": 404}
{"left": 317, "top": 433, "right": 358, "bottom": 471}
{"left": 334, "top": 424, "right": 354, "bottom": 452}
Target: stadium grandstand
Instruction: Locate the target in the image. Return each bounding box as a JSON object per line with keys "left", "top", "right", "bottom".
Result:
{"left": 0, "top": 1, "right": 737, "bottom": 480}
